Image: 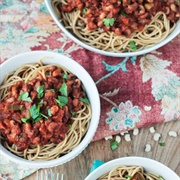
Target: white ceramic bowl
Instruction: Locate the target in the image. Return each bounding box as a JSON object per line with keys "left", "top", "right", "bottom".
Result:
{"left": 0, "top": 51, "right": 100, "bottom": 168}
{"left": 85, "top": 157, "right": 179, "bottom": 180}
{"left": 45, "top": 0, "right": 180, "bottom": 57}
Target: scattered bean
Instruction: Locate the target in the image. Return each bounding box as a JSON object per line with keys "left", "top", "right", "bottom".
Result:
{"left": 124, "top": 134, "right": 131, "bottom": 142}
{"left": 149, "top": 126, "right": 155, "bottom": 133}
{"left": 105, "top": 135, "right": 113, "bottom": 140}
{"left": 168, "top": 131, "right": 177, "bottom": 137}
{"left": 133, "top": 128, "right": 139, "bottom": 136}
{"left": 153, "top": 133, "right": 161, "bottom": 141}
{"left": 115, "top": 135, "right": 121, "bottom": 143}
{"left": 120, "top": 131, "right": 128, "bottom": 136}
{"left": 145, "top": 144, "right": 151, "bottom": 152}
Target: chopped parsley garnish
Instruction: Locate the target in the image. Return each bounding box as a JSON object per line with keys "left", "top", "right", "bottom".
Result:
{"left": 29, "top": 104, "right": 40, "bottom": 120}
{"left": 129, "top": 41, "right": 137, "bottom": 52}
{"left": 46, "top": 89, "right": 55, "bottom": 92}
{"left": 21, "top": 104, "right": 48, "bottom": 123}
{"left": 158, "top": 175, "right": 164, "bottom": 179}
{"left": 121, "top": 12, "right": 128, "bottom": 17}
{"left": 40, "top": 113, "right": 48, "bottom": 119}
{"left": 38, "top": 99, "right": 44, "bottom": 105}
{"left": 59, "top": 82, "right": 68, "bottom": 96}
{"left": 102, "top": 18, "right": 115, "bottom": 27}
{"left": 21, "top": 117, "right": 30, "bottom": 123}
{"left": 83, "top": 7, "right": 88, "bottom": 14}
{"left": 70, "top": 110, "right": 76, "bottom": 116}
{"left": 37, "top": 85, "right": 44, "bottom": 99}
{"left": 19, "top": 92, "right": 32, "bottom": 102}
{"left": 125, "top": 175, "right": 133, "bottom": 179}
{"left": 20, "top": 107, "right": 24, "bottom": 112}
{"left": 159, "top": 142, "right": 165, "bottom": 146}
{"left": 80, "top": 97, "right": 90, "bottom": 104}
{"left": 47, "top": 108, "right": 52, "bottom": 117}
{"left": 110, "top": 140, "right": 119, "bottom": 151}
{"left": 63, "top": 73, "right": 68, "bottom": 79}
{"left": 56, "top": 96, "right": 68, "bottom": 108}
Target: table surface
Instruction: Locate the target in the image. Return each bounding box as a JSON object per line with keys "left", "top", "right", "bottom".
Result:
{"left": 24, "top": 120, "right": 180, "bottom": 180}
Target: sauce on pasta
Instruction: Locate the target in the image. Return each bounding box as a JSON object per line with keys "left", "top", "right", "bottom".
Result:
{"left": 60, "top": 0, "right": 180, "bottom": 37}
{"left": 52, "top": 0, "right": 180, "bottom": 52}
{"left": 0, "top": 62, "right": 91, "bottom": 160}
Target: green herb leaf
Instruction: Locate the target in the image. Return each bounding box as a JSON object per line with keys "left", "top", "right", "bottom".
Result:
{"left": 80, "top": 97, "right": 90, "bottom": 104}
{"left": 37, "top": 85, "right": 44, "bottom": 99}
{"left": 158, "top": 175, "right": 164, "bottom": 179}
{"left": 22, "top": 103, "right": 49, "bottom": 123}
{"left": 83, "top": 7, "right": 88, "bottom": 14}
{"left": 21, "top": 117, "right": 30, "bottom": 123}
{"left": 129, "top": 41, "right": 137, "bottom": 52}
{"left": 110, "top": 141, "right": 119, "bottom": 151}
{"left": 48, "top": 108, "right": 52, "bottom": 117}
{"left": 70, "top": 110, "right": 76, "bottom": 116}
{"left": 102, "top": 18, "right": 115, "bottom": 27}
{"left": 20, "top": 108, "right": 24, "bottom": 112}
{"left": 69, "top": 124, "right": 72, "bottom": 129}
{"left": 34, "top": 116, "right": 42, "bottom": 122}
{"left": 59, "top": 82, "right": 68, "bottom": 96}
{"left": 47, "top": 89, "right": 55, "bottom": 92}
{"left": 63, "top": 73, "right": 68, "bottom": 79}
{"left": 121, "top": 12, "right": 128, "bottom": 17}
{"left": 19, "top": 92, "right": 32, "bottom": 102}
{"left": 38, "top": 99, "right": 44, "bottom": 105}
{"left": 125, "top": 175, "right": 133, "bottom": 179}
{"left": 40, "top": 113, "right": 48, "bottom": 119}
{"left": 29, "top": 104, "right": 40, "bottom": 120}
{"left": 56, "top": 96, "right": 68, "bottom": 108}
{"left": 37, "top": 104, "right": 41, "bottom": 113}
{"left": 19, "top": 135, "right": 23, "bottom": 138}
{"left": 159, "top": 142, "right": 165, "bottom": 146}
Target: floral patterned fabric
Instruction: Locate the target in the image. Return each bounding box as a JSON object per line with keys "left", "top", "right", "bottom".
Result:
{"left": 0, "top": 0, "right": 180, "bottom": 179}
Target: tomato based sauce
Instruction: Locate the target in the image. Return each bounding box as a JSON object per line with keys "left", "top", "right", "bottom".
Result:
{"left": 60, "top": 0, "right": 180, "bottom": 37}
{"left": 0, "top": 66, "right": 87, "bottom": 150}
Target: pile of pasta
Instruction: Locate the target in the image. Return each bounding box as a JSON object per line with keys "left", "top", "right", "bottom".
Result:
{"left": 52, "top": 0, "right": 180, "bottom": 52}
{"left": 98, "top": 165, "right": 164, "bottom": 180}
{"left": 0, "top": 62, "right": 91, "bottom": 161}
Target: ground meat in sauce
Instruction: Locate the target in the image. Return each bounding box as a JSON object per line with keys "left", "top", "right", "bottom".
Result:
{"left": 0, "top": 66, "right": 87, "bottom": 150}
{"left": 60, "top": 0, "right": 180, "bottom": 37}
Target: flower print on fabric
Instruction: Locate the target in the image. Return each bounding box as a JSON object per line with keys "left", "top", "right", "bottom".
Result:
{"left": 0, "top": 24, "right": 49, "bottom": 61}
{"left": 0, "top": 153, "right": 37, "bottom": 180}
{"left": 0, "top": 0, "right": 82, "bottom": 62}
{"left": 140, "top": 54, "right": 180, "bottom": 122}
{"left": 46, "top": 32, "right": 83, "bottom": 57}
{"left": 0, "top": 0, "right": 49, "bottom": 61}
{"left": 106, "top": 100, "right": 142, "bottom": 131}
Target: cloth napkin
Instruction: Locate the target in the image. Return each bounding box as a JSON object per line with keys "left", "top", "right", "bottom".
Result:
{"left": 0, "top": 0, "right": 180, "bottom": 179}
{"left": 90, "top": 160, "right": 105, "bottom": 173}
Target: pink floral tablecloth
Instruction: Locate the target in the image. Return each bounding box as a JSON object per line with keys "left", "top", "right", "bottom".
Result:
{"left": 0, "top": 0, "right": 180, "bottom": 179}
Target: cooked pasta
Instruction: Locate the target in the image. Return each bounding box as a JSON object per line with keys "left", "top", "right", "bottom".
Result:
{"left": 0, "top": 61, "right": 91, "bottom": 161}
{"left": 52, "top": 0, "right": 180, "bottom": 52}
{"left": 98, "top": 165, "right": 164, "bottom": 180}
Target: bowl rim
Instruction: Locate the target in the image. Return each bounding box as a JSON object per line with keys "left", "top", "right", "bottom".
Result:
{"left": 45, "top": 0, "right": 180, "bottom": 57}
{"left": 85, "top": 156, "right": 179, "bottom": 180}
{"left": 0, "top": 50, "right": 101, "bottom": 168}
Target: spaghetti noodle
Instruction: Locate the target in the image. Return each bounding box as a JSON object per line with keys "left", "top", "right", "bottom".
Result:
{"left": 98, "top": 165, "right": 164, "bottom": 180}
{"left": 0, "top": 62, "right": 91, "bottom": 161}
{"left": 52, "top": 0, "right": 179, "bottom": 52}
